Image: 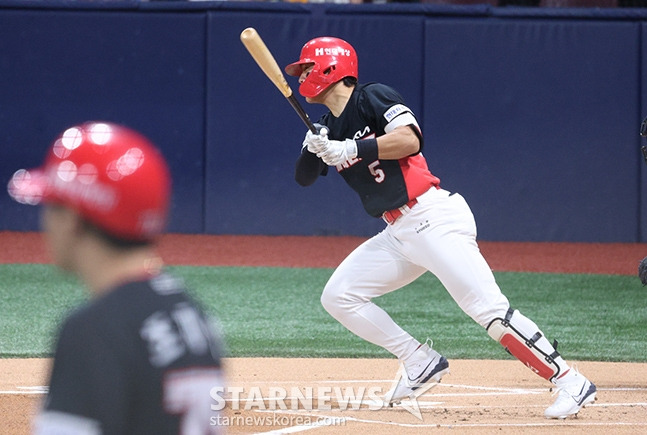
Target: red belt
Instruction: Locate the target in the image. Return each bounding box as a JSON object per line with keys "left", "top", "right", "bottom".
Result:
{"left": 382, "top": 198, "right": 418, "bottom": 225}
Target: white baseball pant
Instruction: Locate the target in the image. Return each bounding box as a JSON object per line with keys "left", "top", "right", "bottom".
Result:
{"left": 321, "top": 187, "right": 511, "bottom": 361}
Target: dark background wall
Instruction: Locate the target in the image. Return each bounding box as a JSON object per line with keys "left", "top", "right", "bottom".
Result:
{"left": 1, "top": 1, "right": 645, "bottom": 242}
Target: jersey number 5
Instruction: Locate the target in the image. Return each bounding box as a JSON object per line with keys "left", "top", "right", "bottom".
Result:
{"left": 368, "top": 161, "right": 385, "bottom": 183}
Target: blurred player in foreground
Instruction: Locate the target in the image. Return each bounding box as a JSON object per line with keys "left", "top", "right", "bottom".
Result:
{"left": 286, "top": 36, "right": 596, "bottom": 419}
{"left": 8, "top": 122, "right": 225, "bottom": 434}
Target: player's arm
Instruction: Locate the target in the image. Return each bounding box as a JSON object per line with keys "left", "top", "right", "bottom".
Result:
{"left": 360, "top": 84, "right": 424, "bottom": 160}
{"left": 375, "top": 98, "right": 424, "bottom": 160}
{"left": 317, "top": 122, "right": 420, "bottom": 165}
{"left": 307, "top": 98, "right": 422, "bottom": 167}
{"left": 375, "top": 125, "right": 420, "bottom": 160}
{"left": 295, "top": 149, "right": 328, "bottom": 186}
{"left": 310, "top": 127, "right": 420, "bottom": 168}
{"left": 295, "top": 124, "right": 329, "bottom": 186}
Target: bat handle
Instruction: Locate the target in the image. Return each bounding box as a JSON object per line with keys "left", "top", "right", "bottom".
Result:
{"left": 287, "top": 94, "right": 317, "bottom": 133}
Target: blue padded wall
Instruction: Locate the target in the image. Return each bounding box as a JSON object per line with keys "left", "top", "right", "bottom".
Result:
{"left": 1, "top": 2, "right": 646, "bottom": 241}
{"left": 424, "top": 18, "right": 640, "bottom": 242}
{"left": 0, "top": 8, "right": 207, "bottom": 234}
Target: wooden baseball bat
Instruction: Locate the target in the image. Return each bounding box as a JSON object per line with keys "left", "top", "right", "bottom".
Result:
{"left": 240, "top": 27, "right": 317, "bottom": 133}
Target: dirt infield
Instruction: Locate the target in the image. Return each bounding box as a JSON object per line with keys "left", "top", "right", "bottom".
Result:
{"left": 1, "top": 358, "right": 646, "bottom": 434}
{"left": 1, "top": 232, "right": 646, "bottom": 434}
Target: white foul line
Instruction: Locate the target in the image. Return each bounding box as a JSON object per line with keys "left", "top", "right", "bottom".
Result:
{"left": 0, "top": 386, "right": 48, "bottom": 395}
{"left": 251, "top": 415, "right": 346, "bottom": 434}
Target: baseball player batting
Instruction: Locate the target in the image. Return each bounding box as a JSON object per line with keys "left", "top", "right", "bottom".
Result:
{"left": 8, "top": 122, "right": 225, "bottom": 433}
{"left": 286, "top": 36, "right": 596, "bottom": 419}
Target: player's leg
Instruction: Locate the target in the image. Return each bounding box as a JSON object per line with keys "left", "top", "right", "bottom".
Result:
{"left": 321, "top": 231, "right": 426, "bottom": 360}
{"left": 396, "top": 190, "right": 511, "bottom": 328}
{"left": 398, "top": 189, "right": 595, "bottom": 417}
{"left": 320, "top": 232, "right": 449, "bottom": 402}
{"left": 487, "top": 308, "right": 596, "bottom": 418}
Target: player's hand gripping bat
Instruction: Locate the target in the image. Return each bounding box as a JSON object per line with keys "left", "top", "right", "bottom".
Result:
{"left": 240, "top": 27, "right": 317, "bottom": 134}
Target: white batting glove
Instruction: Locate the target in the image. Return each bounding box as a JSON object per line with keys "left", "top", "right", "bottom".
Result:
{"left": 302, "top": 127, "right": 329, "bottom": 155}
{"left": 317, "top": 138, "right": 358, "bottom": 166}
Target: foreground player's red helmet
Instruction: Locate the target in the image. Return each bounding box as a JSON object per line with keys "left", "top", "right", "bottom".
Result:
{"left": 285, "top": 36, "right": 358, "bottom": 98}
{"left": 7, "top": 121, "right": 170, "bottom": 242}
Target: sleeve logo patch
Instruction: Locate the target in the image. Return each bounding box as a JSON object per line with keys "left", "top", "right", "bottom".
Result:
{"left": 384, "top": 104, "right": 409, "bottom": 123}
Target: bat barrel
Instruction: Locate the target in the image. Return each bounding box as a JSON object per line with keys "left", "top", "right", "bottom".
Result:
{"left": 241, "top": 27, "right": 315, "bottom": 133}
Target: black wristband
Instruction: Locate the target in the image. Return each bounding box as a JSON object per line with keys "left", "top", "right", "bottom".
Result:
{"left": 356, "top": 138, "right": 379, "bottom": 162}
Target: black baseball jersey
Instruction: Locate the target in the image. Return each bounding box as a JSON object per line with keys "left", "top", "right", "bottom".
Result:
{"left": 299, "top": 82, "right": 440, "bottom": 217}
{"left": 33, "top": 272, "right": 224, "bottom": 435}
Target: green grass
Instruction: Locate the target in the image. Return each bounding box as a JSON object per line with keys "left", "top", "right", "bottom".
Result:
{"left": 0, "top": 264, "right": 86, "bottom": 357}
{"left": 0, "top": 264, "right": 645, "bottom": 362}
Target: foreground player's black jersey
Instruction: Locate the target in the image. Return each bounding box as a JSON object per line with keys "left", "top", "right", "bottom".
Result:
{"left": 37, "top": 272, "right": 224, "bottom": 434}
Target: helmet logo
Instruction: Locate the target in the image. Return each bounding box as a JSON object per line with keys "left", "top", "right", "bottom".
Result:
{"left": 48, "top": 164, "right": 118, "bottom": 212}
{"left": 314, "top": 47, "right": 352, "bottom": 57}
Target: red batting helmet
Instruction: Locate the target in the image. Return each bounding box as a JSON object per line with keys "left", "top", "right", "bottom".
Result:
{"left": 7, "top": 122, "right": 171, "bottom": 242}
{"left": 285, "top": 37, "right": 358, "bottom": 98}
